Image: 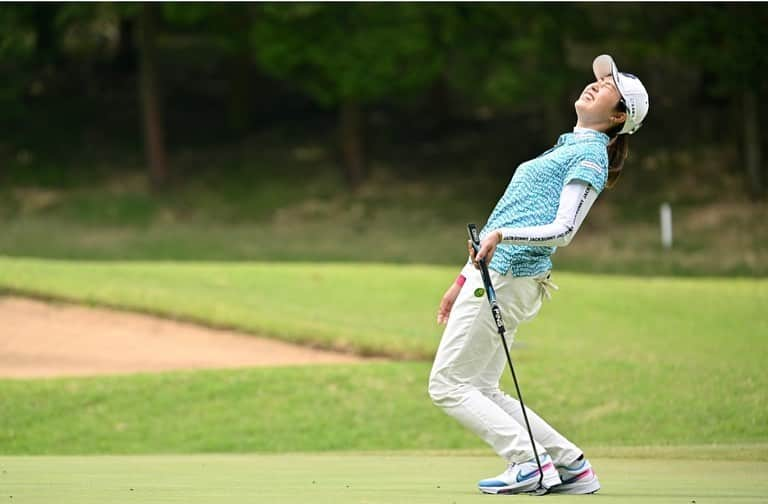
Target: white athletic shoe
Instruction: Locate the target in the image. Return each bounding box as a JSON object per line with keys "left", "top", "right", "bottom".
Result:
{"left": 548, "top": 457, "right": 601, "bottom": 494}
{"left": 477, "top": 454, "right": 561, "bottom": 495}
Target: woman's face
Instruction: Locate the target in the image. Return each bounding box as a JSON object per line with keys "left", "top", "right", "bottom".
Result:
{"left": 574, "top": 76, "right": 626, "bottom": 129}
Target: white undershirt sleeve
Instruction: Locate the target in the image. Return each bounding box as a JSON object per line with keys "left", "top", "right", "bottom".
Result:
{"left": 495, "top": 181, "right": 598, "bottom": 247}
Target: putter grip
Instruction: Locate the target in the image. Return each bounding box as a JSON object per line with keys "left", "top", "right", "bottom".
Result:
{"left": 467, "top": 224, "right": 503, "bottom": 331}
{"left": 467, "top": 223, "right": 481, "bottom": 252}
{"left": 468, "top": 222, "right": 490, "bottom": 281}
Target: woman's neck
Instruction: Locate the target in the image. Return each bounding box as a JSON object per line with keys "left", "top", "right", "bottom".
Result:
{"left": 574, "top": 118, "right": 608, "bottom": 132}
{"left": 576, "top": 114, "right": 611, "bottom": 133}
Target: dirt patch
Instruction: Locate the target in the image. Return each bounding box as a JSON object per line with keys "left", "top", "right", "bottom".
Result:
{"left": 0, "top": 296, "right": 371, "bottom": 378}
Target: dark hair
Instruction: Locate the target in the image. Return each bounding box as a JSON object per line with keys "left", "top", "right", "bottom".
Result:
{"left": 604, "top": 100, "right": 629, "bottom": 189}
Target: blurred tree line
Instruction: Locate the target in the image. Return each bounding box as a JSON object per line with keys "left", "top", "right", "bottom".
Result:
{"left": 0, "top": 2, "right": 766, "bottom": 198}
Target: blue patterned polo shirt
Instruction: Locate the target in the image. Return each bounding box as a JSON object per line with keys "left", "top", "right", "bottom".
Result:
{"left": 480, "top": 129, "right": 610, "bottom": 277}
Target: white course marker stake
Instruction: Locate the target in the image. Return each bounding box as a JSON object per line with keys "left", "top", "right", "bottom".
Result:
{"left": 660, "top": 202, "right": 673, "bottom": 250}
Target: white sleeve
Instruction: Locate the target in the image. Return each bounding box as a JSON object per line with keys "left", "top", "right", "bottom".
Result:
{"left": 495, "top": 181, "right": 598, "bottom": 247}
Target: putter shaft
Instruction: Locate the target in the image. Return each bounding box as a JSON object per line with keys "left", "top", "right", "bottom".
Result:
{"left": 467, "top": 223, "right": 545, "bottom": 491}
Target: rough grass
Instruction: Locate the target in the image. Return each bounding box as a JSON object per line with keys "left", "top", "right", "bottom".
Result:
{"left": 1, "top": 363, "right": 766, "bottom": 455}
{"left": 1, "top": 171, "right": 766, "bottom": 276}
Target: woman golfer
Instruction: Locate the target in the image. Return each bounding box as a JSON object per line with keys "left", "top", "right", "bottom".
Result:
{"left": 428, "top": 55, "right": 648, "bottom": 495}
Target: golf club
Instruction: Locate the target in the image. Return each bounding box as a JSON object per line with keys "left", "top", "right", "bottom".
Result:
{"left": 467, "top": 223, "right": 546, "bottom": 495}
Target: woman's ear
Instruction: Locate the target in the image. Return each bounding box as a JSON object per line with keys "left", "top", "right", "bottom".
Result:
{"left": 611, "top": 111, "right": 627, "bottom": 125}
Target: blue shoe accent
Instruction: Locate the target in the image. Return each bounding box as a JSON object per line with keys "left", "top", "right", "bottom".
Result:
{"left": 478, "top": 478, "right": 507, "bottom": 488}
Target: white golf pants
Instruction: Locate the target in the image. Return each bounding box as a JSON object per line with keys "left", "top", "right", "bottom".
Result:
{"left": 428, "top": 263, "right": 582, "bottom": 465}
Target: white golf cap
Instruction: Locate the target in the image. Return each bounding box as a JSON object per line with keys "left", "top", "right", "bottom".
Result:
{"left": 592, "top": 54, "right": 649, "bottom": 135}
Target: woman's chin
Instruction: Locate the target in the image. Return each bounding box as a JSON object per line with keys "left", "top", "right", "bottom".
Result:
{"left": 574, "top": 100, "right": 589, "bottom": 115}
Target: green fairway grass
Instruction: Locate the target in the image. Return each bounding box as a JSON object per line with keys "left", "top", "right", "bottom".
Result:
{"left": 0, "top": 257, "right": 766, "bottom": 454}
{"left": 1, "top": 363, "right": 766, "bottom": 455}
{"left": 2, "top": 452, "right": 767, "bottom": 504}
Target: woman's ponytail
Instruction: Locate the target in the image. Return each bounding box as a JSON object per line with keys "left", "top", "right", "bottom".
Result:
{"left": 604, "top": 100, "right": 630, "bottom": 189}
{"left": 606, "top": 134, "right": 629, "bottom": 188}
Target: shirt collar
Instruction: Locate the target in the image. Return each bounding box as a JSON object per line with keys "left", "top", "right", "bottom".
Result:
{"left": 556, "top": 127, "right": 610, "bottom": 146}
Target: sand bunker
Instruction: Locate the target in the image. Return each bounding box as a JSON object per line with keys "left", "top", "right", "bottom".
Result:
{"left": 0, "top": 296, "right": 369, "bottom": 378}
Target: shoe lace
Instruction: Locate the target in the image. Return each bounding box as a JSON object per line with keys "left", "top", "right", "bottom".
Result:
{"left": 504, "top": 462, "right": 519, "bottom": 475}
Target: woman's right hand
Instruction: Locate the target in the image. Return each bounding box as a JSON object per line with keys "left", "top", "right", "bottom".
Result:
{"left": 468, "top": 231, "right": 502, "bottom": 269}
{"left": 437, "top": 283, "right": 462, "bottom": 325}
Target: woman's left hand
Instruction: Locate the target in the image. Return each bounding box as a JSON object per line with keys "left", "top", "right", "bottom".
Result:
{"left": 468, "top": 230, "right": 502, "bottom": 269}
{"left": 437, "top": 283, "right": 462, "bottom": 325}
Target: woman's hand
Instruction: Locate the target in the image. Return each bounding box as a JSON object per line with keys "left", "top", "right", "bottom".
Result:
{"left": 437, "top": 283, "right": 462, "bottom": 325}
{"left": 468, "top": 230, "right": 502, "bottom": 269}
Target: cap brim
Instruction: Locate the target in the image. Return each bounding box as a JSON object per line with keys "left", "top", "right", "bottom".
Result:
{"left": 592, "top": 54, "right": 615, "bottom": 80}
{"left": 593, "top": 54, "right": 626, "bottom": 98}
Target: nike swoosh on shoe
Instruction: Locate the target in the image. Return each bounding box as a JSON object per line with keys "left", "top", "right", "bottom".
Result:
{"left": 516, "top": 462, "right": 554, "bottom": 483}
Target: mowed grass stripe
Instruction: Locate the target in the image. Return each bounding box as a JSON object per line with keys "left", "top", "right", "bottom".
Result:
{"left": 1, "top": 363, "right": 766, "bottom": 455}
{"left": 2, "top": 454, "right": 767, "bottom": 504}
{"left": 0, "top": 256, "right": 765, "bottom": 360}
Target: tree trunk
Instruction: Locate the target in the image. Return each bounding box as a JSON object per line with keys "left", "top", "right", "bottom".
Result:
{"left": 33, "top": 4, "right": 59, "bottom": 63}
{"left": 227, "top": 53, "right": 251, "bottom": 134}
{"left": 114, "top": 18, "right": 138, "bottom": 73}
{"left": 427, "top": 75, "right": 452, "bottom": 134}
{"left": 138, "top": 3, "right": 169, "bottom": 191}
{"left": 744, "top": 88, "right": 763, "bottom": 199}
{"left": 227, "top": 11, "right": 253, "bottom": 135}
{"left": 339, "top": 100, "right": 365, "bottom": 189}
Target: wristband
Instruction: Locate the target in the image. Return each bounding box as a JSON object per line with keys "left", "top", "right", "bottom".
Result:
{"left": 456, "top": 274, "right": 466, "bottom": 287}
